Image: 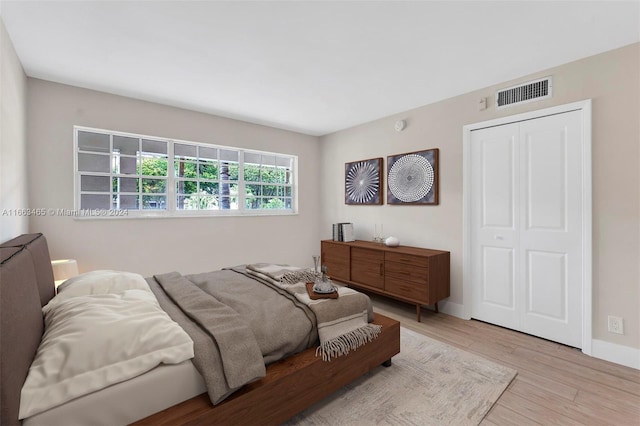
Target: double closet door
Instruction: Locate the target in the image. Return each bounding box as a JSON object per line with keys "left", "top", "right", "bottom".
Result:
{"left": 470, "top": 110, "right": 585, "bottom": 348}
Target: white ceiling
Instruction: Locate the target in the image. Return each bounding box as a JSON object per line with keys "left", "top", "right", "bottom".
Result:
{"left": 1, "top": 1, "right": 639, "bottom": 136}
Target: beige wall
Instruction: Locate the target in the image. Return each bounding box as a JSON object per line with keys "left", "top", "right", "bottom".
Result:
{"left": 27, "top": 79, "right": 322, "bottom": 277}
{"left": 0, "top": 18, "right": 28, "bottom": 241}
{"left": 320, "top": 43, "right": 640, "bottom": 350}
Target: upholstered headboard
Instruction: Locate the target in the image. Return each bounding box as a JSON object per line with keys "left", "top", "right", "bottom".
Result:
{"left": 0, "top": 233, "right": 56, "bottom": 425}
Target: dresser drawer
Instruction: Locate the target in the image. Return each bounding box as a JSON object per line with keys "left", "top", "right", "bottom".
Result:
{"left": 351, "top": 260, "right": 384, "bottom": 289}
{"left": 385, "top": 252, "right": 430, "bottom": 268}
{"left": 352, "top": 247, "right": 384, "bottom": 263}
{"left": 385, "top": 261, "right": 428, "bottom": 285}
{"left": 385, "top": 277, "right": 428, "bottom": 303}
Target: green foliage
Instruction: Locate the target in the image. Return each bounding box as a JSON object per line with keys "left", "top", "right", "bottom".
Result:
{"left": 141, "top": 157, "right": 167, "bottom": 195}
{"left": 142, "top": 179, "right": 166, "bottom": 194}
{"left": 176, "top": 180, "right": 197, "bottom": 195}
{"left": 198, "top": 163, "right": 218, "bottom": 180}
{"left": 118, "top": 156, "right": 290, "bottom": 210}
{"left": 183, "top": 192, "right": 218, "bottom": 210}
{"left": 244, "top": 164, "right": 286, "bottom": 184}
{"left": 265, "top": 198, "right": 285, "bottom": 209}
{"left": 141, "top": 157, "right": 167, "bottom": 177}
{"left": 245, "top": 196, "right": 286, "bottom": 210}
{"left": 175, "top": 161, "right": 197, "bottom": 178}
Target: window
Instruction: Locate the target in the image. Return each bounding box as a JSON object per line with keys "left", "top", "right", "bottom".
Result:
{"left": 75, "top": 126, "right": 297, "bottom": 217}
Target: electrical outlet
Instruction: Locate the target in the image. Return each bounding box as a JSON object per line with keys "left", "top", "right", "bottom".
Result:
{"left": 608, "top": 316, "right": 624, "bottom": 335}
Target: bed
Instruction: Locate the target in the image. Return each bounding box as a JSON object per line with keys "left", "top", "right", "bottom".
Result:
{"left": 0, "top": 233, "right": 400, "bottom": 425}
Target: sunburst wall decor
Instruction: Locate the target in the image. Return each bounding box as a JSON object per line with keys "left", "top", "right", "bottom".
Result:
{"left": 387, "top": 148, "right": 439, "bottom": 205}
{"left": 345, "top": 158, "right": 383, "bottom": 205}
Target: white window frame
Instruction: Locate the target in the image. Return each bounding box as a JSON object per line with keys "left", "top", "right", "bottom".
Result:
{"left": 74, "top": 126, "right": 298, "bottom": 218}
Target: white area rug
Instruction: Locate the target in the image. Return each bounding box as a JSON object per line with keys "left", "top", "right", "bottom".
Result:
{"left": 288, "top": 327, "right": 517, "bottom": 426}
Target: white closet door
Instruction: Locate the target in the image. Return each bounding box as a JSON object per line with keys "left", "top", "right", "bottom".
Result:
{"left": 470, "top": 122, "right": 520, "bottom": 329}
{"left": 518, "top": 111, "right": 583, "bottom": 347}
{"left": 471, "top": 110, "right": 584, "bottom": 348}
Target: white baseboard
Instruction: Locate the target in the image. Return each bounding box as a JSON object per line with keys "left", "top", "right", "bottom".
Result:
{"left": 591, "top": 339, "right": 640, "bottom": 370}
{"left": 437, "top": 300, "right": 466, "bottom": 319}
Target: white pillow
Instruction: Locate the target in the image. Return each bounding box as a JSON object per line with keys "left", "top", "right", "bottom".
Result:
{"left": 56, "top": 270, "right": 151, "bottom": 301}
{"left": 19, "top": 290, "right": 194, "bottom": 419}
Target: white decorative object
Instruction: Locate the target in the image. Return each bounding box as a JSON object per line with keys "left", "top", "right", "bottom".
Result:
{"left": 385, "top": 236, "right": 400, "bottom": 247}
{"left": 394, "top": 120, "right": 406, "bottom": 132}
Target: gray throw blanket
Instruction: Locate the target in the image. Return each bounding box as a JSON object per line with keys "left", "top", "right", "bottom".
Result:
{"left": 154, "top": 272, "right": 265, "bottom": 389}
{"left": 246, "top": 263, "right": 381, "bottom": 361}
{"left": 148, "top": 269, "right": 317, "bottom": 405}
{"left": 147, "top": 276, "right": 241, "bottom": 404}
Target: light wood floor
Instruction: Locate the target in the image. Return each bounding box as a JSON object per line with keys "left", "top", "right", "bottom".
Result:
{"left": 369, "top": 294, "right": 640, "bottom": 426}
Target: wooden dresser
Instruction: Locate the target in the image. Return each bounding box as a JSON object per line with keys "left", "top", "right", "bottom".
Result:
{"left": 321, "top": 240, "right": 450, "bottom": 321}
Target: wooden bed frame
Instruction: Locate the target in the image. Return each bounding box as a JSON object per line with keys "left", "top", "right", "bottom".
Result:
{"left": 0, "top": 233, "right": 400, "bottom": 426}
{"left": 135, "top": 313, "right": 399, "bottom": 425}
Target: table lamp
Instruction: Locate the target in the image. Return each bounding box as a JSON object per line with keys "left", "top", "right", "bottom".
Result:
{"left": 51, "top": 259, "right": 79, "bottom": 288}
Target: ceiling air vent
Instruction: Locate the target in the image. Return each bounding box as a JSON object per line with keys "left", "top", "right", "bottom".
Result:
{"left": 496, "top": 77, "right": 552, "bottom": 109}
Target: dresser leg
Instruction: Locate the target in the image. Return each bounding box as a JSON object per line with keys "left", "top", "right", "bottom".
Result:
{"left": 435, "top": 302, "right": 439, "bottom": 313}
{"left": 416, "top": 304, "right": 421, "bottom": 322}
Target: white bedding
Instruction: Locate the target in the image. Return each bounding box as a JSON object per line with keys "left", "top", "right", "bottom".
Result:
{"left": 19, "top": 271, "right": 194, "bottom": 420}
{"left": 23, "top": 360, "right": 206, "bottom": 426}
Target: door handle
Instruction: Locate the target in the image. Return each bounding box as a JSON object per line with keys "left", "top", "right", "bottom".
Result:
{"left": 494, "top": 235, "right": 504, "bottom": 240}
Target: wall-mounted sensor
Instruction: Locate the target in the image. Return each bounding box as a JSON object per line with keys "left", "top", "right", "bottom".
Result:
{"left": 394, "top": 120, "right": 406, "bottom": 132}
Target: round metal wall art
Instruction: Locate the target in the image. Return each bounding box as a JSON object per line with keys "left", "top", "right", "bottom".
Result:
{"left": 346, "top": 160, "right": 380, "bottom": 204}
{"left": 388, "top": 154, "right": 434, "bottom": 202}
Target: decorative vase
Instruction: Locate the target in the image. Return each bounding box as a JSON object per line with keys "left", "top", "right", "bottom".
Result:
{"left": 385, "top": 236, "right": 400, "bottom": 247}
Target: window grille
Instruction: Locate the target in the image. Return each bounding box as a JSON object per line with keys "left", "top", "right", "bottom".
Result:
{"left": 75, "top": 126, "right": 297, "bottom": 217}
